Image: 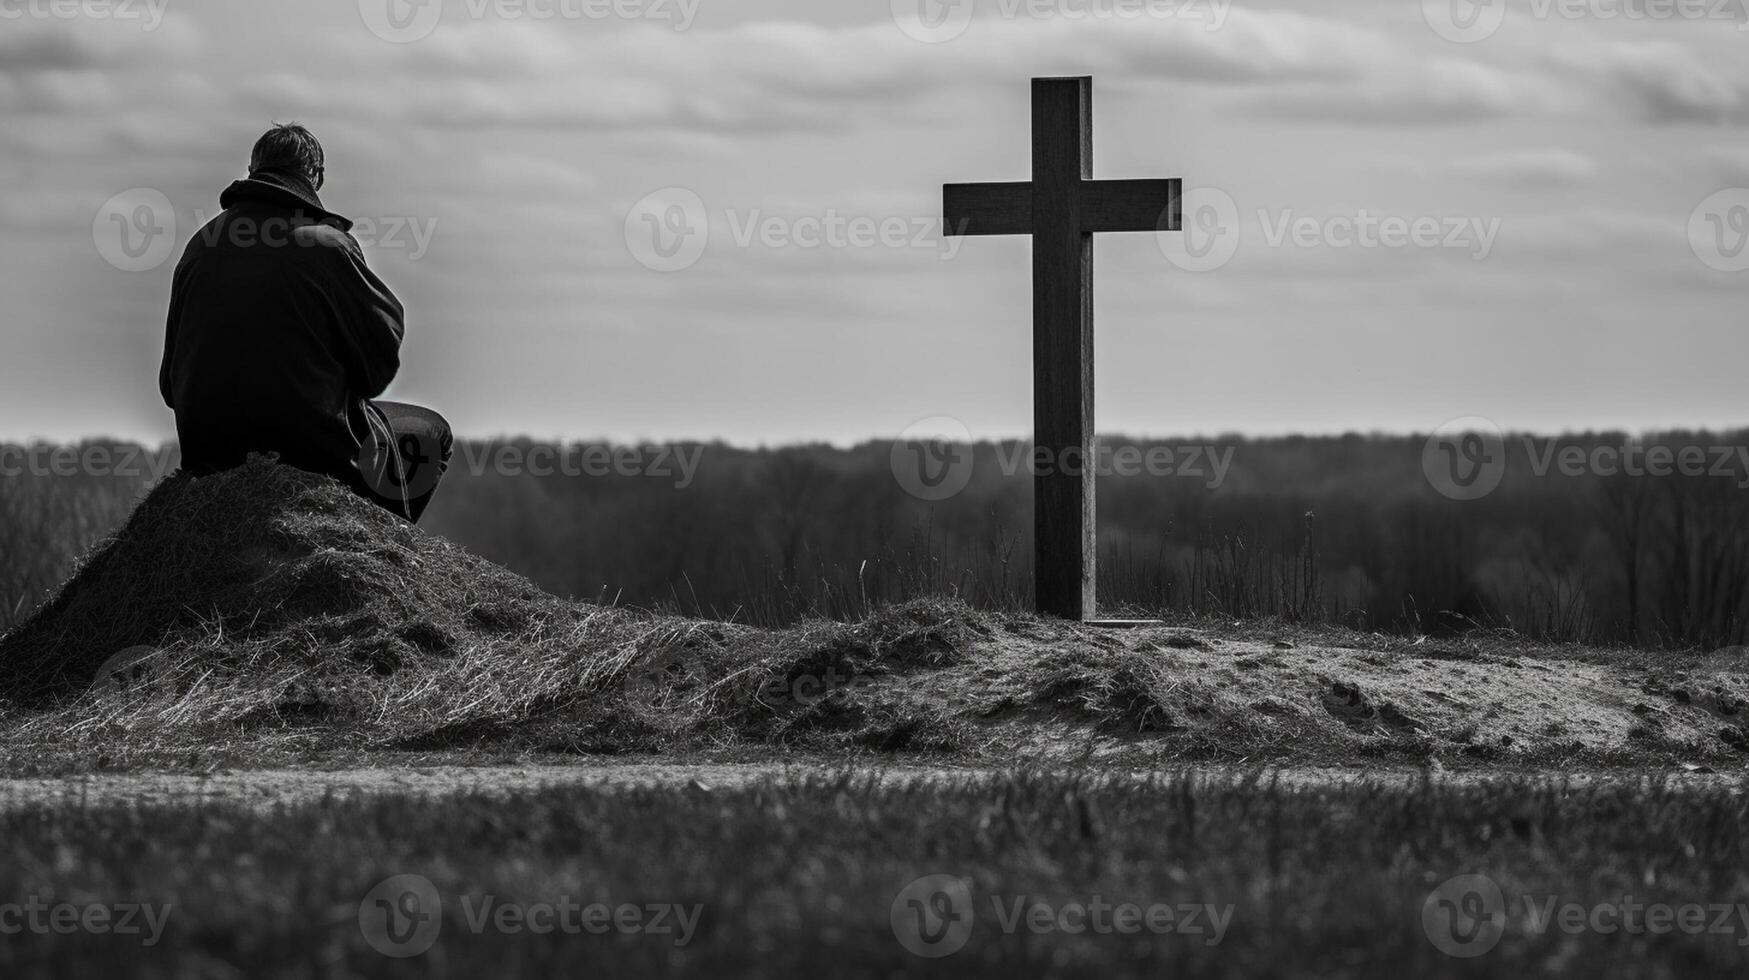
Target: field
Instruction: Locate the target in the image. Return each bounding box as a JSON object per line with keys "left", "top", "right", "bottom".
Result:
{"left": 2, "top": 767, "right": 1747, "bottom": 978}
{"left": 1, "top": 456, "right": 1747, "bottom": 977}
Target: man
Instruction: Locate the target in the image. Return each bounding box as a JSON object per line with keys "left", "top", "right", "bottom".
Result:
{"left": 160, "top": 123, "right": 451, "bottom": 523}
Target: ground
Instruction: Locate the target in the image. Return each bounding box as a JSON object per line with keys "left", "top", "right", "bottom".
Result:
{"left": 0, "top": 460, "right": 1746, "bottom": 977}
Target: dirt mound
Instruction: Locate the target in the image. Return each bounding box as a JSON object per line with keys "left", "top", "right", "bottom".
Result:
{"left": 0, "top": 461, "right": 1003, "bottom": 762}
{"left": 3, "top": 460, "right": 1746, "bottom": 773}
{"left": 0, "top": 457, "right": 562, "bottom": 705}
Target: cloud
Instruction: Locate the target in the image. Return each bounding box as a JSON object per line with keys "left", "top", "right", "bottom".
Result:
{"left": 0, "top": 29, "right": 97, "bottom": 72}
{"left": 473, "top": 153, "right": 597, "bottom": 193}
{"left": 294, "top": 11, "right": 1416, "bottom": 135}
{"left": 1236, "top": 22, "right": 1749, "bottom": 128}
{"left": 1547, "top": 39, "right": 1749, "bottom": 125}
{"left": 0, "top": 17, "right": 204, "bottom": 113}
{"left": 1708, "top": 147, "right": 1749, "bottom": 186}
{"left": 1241, "top": 57, "right": 1532, "bottom": 125}
{"left": 1447, "top": 148, "right": 1600, "bottom": 188}
{"left": 0, "top": 16, "right": 202, "bottom": 76}
{"left": 1501, "top": 206, "right": 1685, "bottom": 263}
{"left": 963, "top": 8, "right": 1384, "bottom": 87}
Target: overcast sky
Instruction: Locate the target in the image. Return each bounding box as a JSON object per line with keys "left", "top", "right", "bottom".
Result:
{"left": 3, "top": 0, "right": 1747, "bottom": 445}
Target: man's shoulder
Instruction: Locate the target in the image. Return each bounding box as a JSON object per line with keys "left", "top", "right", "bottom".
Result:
{"left": 292, "top": 220, "right": 361, "bottom": 253}
{"left": 179, "top": 207, "right": 361, "bottom": 257}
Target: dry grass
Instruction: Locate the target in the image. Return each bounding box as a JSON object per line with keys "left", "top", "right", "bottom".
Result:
{"left": 4, "top": 769, "right": 1749, "bottom": 977}
{"left": 1, "top": 458, "right": 1747, "bottom": 774}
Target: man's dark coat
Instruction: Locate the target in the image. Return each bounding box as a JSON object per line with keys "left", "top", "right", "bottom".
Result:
{"left": 159, "top": 172, "right": 404, "bottom": 477}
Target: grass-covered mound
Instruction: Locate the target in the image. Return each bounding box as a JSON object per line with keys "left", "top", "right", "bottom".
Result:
{"left": 0, "top": 458, "right": 562, "bottom": 705}
{"left": 1, "top": 457, "right": 1747, "bottom": 772}
{"left": 0, "top": 459, "right": 997, "bottom": 762}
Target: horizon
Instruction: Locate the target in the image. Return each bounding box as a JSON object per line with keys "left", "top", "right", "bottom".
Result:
{"left": 9, "top": 422, "right": 1749, "bottom": 455}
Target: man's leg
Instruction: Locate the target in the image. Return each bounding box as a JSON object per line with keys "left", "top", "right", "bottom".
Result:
{"left": 353, "top": 401, "right": 454, "bottom": 523}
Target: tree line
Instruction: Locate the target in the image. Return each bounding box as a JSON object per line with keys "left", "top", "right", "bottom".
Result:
{"left": 3, "top": 431, "right": 1746, "bottom": 648}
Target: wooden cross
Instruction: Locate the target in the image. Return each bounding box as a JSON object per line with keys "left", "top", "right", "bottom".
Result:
{"left": 943, "top": 75, "right": 1182, "bottom": 622}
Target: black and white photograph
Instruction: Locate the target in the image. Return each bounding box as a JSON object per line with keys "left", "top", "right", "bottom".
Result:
{"left": 2, "top": 0, "right": 1748, "bottom": 976}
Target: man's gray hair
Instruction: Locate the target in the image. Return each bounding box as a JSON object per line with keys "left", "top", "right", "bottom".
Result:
{"left": 249, "top": 122, "right": 324, "bottom": 185}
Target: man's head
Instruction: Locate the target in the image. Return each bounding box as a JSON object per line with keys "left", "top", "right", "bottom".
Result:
{"left": 249, "top": 122, "right": 324, "bottom": 191}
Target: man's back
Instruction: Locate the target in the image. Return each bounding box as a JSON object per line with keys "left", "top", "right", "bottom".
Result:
{"left": 160, "top": 172, "right": 404, "bottom": 477}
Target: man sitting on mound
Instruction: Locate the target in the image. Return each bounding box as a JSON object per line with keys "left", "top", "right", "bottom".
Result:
{"left": 159, "top": 122, "right": 452, "bottom": 523}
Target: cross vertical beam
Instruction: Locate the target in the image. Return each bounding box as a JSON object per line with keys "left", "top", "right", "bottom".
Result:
{"left": 1030, "top": 76, "right": 1097, "bottom": 622}
{"left": 942, "top": 76, "right": 1183, "bottom": 622}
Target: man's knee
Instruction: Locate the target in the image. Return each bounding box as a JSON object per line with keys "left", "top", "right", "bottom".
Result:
{"left": 422, "top": 409, "right": 454, "bottom": 463}
{"left": 373, "top": 401, "right": 453, "bottom": 464}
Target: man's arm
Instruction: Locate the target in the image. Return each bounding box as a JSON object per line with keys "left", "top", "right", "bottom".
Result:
{"left": 311, "top": 227, "right": 405, "bottom": 399}
{"left": 158, "top": 254, "right": 194, "bottom": 409}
